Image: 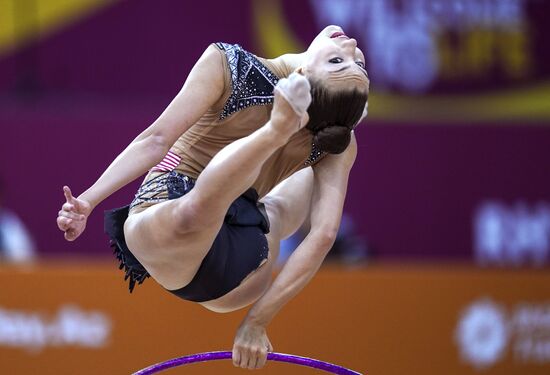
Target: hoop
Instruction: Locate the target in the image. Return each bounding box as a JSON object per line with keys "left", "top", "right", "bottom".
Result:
{"left": 133, "top": 351, "right": 362, "bottom": 375}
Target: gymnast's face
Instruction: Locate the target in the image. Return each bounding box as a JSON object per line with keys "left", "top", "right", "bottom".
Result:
{"left": 302, "top": 25, "right": 370, "bottom": 93}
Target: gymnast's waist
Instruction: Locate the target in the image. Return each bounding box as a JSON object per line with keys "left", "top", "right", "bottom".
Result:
{"left": 128, "top": 170, "right": 193, "bottom": 215}
{"left": 128, "top": 170, "right": 263, "bottom": 217}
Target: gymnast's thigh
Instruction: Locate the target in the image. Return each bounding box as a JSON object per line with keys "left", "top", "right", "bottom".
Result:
{"left": 123, "top": 195, "right": 225, "bottom": 290}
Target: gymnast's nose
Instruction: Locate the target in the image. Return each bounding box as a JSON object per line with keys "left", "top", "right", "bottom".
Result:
{"left": 342, "top": 37, "right": 357, "bottom": 51}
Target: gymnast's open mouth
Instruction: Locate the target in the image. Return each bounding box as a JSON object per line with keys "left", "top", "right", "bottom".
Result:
{"left": 330, "top": 31, "right": 349, "bottom": 39}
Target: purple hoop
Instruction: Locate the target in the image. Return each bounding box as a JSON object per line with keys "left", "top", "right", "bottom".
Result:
{"left": 132, "top": 351, "right": 362, "bottom": 375}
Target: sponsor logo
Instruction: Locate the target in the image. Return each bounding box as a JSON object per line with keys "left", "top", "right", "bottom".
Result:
{"left": 0, "top": 305, "right": 112, "bottom": 353}
{"left": 474, "top": 201, "right": 550, "bottom": 266}
{"left": 310, "top": 0, "right": 529, "bottom": 92}
{"left": 455, "top": 299, "right": 509, "bottom": 368}
{"left": 456, "top": 298, "right": 550, "bottom": 368}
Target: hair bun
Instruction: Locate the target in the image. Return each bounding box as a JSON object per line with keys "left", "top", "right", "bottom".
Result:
{"left": 305, "top": 80, "right": 367, "bottom": 155}
{"left": 313, "top": 124, "right": 351, "bottom": 154}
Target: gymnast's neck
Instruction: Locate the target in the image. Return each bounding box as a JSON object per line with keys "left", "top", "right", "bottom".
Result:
{"left": 270, "top": 52, "right": 307, "bottom": 74}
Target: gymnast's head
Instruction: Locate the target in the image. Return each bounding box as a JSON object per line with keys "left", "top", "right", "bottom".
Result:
{"left": 298, "top": 25, "right": 370, "bottom": 154}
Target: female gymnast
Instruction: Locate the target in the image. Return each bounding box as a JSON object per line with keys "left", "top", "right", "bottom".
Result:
{"left": 57, "top": 25, "right": 369, "bottom": 370}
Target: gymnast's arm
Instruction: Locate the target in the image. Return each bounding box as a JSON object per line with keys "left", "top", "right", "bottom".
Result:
{"left": 57, "top": 45, "right": 225, "bottom": 240}
{"left": 235, "top": 135, "right": 357, "bottom": 343}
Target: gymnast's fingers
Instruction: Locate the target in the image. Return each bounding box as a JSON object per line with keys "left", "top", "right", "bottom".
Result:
{"left": 255, "top": 347, "right": 268, "bottom": 369}
{"left": 62, "top": 202, "right": 75, "bottom": 212}
{"left": 57, "top": 216, "right": 71, "bottom": 231}
{"left": 58, "top": 210, "right": 85, "bottom": 221}
{"left": 240, "top": 349, "right": 251, "bottom": 369}
{"left": 247, "top": 347, "right": 259, "bottom": 369}
{"left": 232, "top": 345, "right": 241, "bottom": 367}
{"left": 63, "top": 186, "right": 75, "bottom": 204}
{"left": 64, "top": 228, "right": 77, "bottom": 241}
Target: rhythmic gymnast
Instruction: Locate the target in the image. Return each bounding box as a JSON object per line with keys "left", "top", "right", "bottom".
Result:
{"left": 57, "top": 25, "right": 369, "bottom": 370}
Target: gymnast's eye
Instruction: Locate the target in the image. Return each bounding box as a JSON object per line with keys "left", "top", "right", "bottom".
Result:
{"left": 329, "top": 57, "right": 343, "bottom": 64}
{"left": 355, "top": 61, "right": 365, "bottom": 68}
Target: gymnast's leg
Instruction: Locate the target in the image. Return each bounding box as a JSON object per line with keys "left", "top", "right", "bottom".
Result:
{"left": 124, "top": 74, "right": 311, "bottom": 289}
{"left": 182, "top": 73, "right": 312, "bottom": 230}
{"left": 199, "top": 167, "right": 315, "bottom": 312}
{"left": 261, "top": 167, "right": 314, "bottom": 241}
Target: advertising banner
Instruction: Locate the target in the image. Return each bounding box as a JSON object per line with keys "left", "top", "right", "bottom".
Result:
{"left": 1, "top": 264, "right": 549, "bottom": 375}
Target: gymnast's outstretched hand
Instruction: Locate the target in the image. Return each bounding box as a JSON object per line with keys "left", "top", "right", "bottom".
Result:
{"left": 232, "top": 321, "right": 273, "bottom": 369}
{"left": 57, "top": 186, "right": 92, "bottom": 241}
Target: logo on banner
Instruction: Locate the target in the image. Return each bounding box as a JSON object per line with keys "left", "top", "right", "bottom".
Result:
{"left": 455, "top": 299, "right": 509, "bottom": 368}
{"left": 0, "top": 305, "right": 112, "bottom": 353}
{"left": 456, "top": 298, "right": 550, "bottom": 368}
{"left": 309, "top": 0, "right": 531, "bottom": 93}
{"left": 474, "top": 201, "right": 550, "bottom": 266}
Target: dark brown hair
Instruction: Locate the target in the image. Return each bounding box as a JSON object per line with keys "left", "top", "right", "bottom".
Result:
{"left": 306, "top": 80, "right": 368, "bottom": 154}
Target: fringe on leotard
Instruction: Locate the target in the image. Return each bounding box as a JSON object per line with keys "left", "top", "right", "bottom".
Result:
{"left": 104, "top": 205, "right": 150, "bottom": 293}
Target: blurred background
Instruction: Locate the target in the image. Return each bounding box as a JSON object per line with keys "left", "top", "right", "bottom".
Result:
{"left": 1, "top": 0, "right": 549, "bottom": 374}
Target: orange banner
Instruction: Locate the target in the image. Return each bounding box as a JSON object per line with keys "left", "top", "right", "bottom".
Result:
{"left": 0, "top": 263, "right": 549, "bottom": 375}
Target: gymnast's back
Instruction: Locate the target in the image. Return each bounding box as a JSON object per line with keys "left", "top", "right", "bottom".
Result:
{"left": 129, "top": 43, "right": 323, "bottom": 215}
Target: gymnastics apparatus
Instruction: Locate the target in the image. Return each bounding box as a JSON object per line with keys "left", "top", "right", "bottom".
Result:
{"left": 133, "top": 351, "right": 362, "bottom": 374}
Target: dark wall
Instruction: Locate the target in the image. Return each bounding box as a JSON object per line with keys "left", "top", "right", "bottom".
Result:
{"left": 1, "top": 0, "right": 549, "bottom": 263}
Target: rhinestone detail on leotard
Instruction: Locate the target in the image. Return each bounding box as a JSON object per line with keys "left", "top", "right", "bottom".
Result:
{"left": 304, "top": 143, "right": 324, "bottom": 166}
{"left": 216, "top": 42, "right": 325, "bottom": 166}
{"left": 216, "top": 42, "right": 280, "bottom": 120}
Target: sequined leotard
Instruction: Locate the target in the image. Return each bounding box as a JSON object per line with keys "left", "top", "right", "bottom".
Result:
{"left": 130, "top": 42, "right": 325, "bottom": 215}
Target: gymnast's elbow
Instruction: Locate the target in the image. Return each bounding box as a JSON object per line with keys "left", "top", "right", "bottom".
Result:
{"left": 143, "top": 133, "right": 172, "bottom": 161}
{"left": 310, "top": 226, "right": 338, "bottom": 254}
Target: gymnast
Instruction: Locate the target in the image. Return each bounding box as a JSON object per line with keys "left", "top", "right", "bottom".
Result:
{"left": 57, "top": 25, "right": 369, "bottom": 370}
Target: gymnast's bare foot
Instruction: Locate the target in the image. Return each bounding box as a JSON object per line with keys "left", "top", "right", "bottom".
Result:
{"left": 269, "top": 73, "right": 311, "bottom": 141}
